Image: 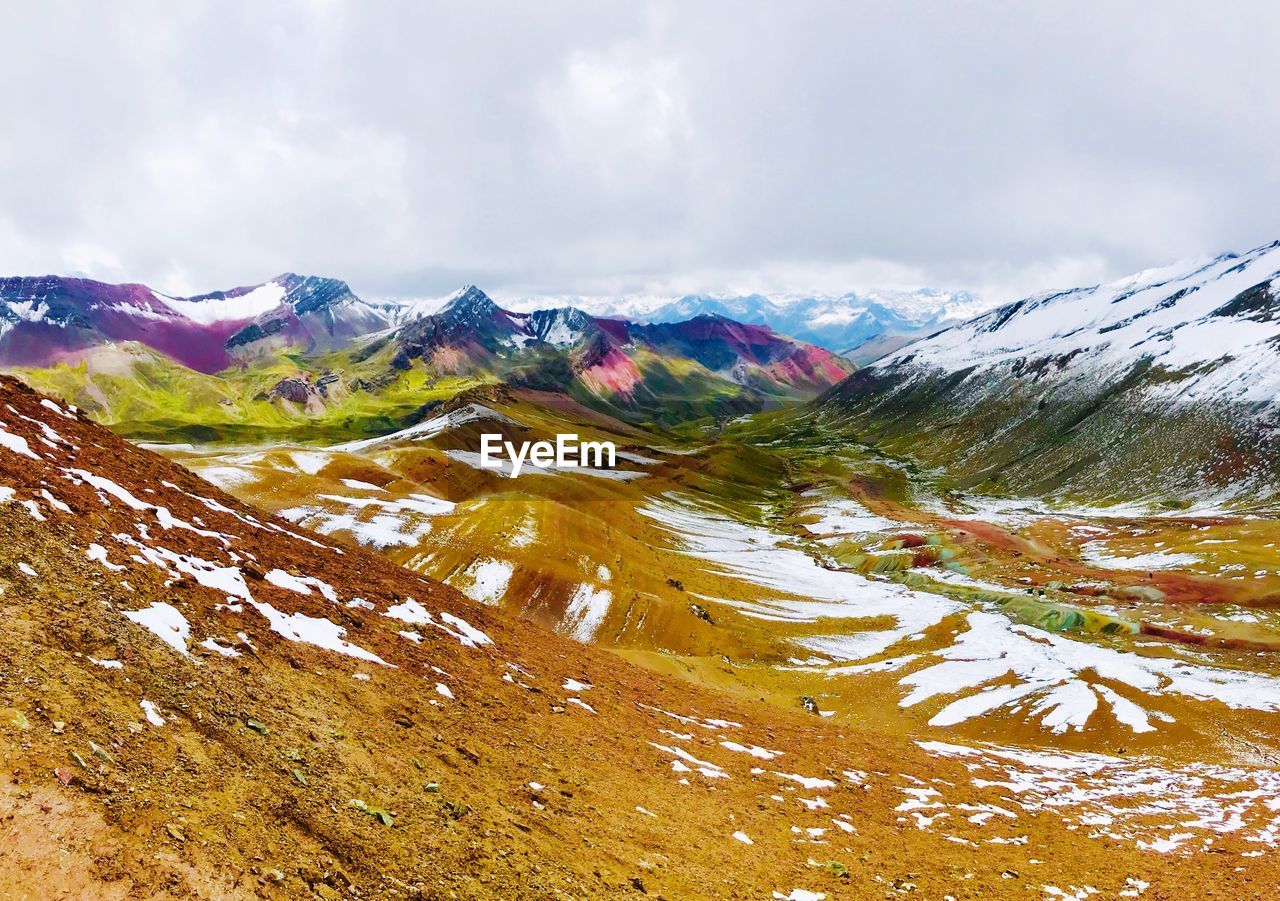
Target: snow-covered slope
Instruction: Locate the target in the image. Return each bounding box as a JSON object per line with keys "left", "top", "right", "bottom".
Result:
{"left": 192, "top": 273, "right": 393, "bottom": 356}
{"left": 820, "top": 240, "right": 1280, "bottom": 506}
{"left": 156, "top": 281, "right": 288, "bottom": 325}
{"left": 878, "top": 241, "right": 1280, "bottom": 408}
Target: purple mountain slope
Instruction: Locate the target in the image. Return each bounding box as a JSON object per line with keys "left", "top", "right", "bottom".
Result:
{"left": 0, "top": 273, "right": 391, "bottom": 373}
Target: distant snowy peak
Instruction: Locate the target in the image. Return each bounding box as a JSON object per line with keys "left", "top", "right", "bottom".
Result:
{"left": 879, "top": 240, "right": 1280, "bottom": 407}
{"left": 652, "top": 290, "right": 977, "bottom": 324}
{"left": 645, "top": 289, "right": 990, "bottom": 354}
{"left": 527, "top": 307, "right": 592, "bottom": 347}
{"left": 392, "top": 287, "right": 598, "bottom": 353}
{"left": 374, "top": 286, "right": 526, "bottom": 328}
{"left": 440, "top": 284, "right": 501, "bottom": 318}
{"left": 495, "top": 288, "right": 989, "bottom": 353}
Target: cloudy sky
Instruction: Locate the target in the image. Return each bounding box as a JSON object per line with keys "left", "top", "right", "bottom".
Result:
{"left": 1, "top": 1, "right": 1278, "bottom": 304}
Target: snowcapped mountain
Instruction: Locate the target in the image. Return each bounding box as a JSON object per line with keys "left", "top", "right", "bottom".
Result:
{"left": 0, "top": 275, "right": 238, "bottom": 372}
{"left": 820, "top": 240, "right": 1280, "bottom": 505}
{"left": 0, "top": 276, "right": 850, "bottom": 428}
{"left": 0, "top": 273, "right": 392, "bottom": 373}
{"left": 875, "top": 241, "right": 1280, "bottom": 409}
{"left": 391, "top": 285, "right": 536, "bottom": 354}
{"left": 499, "top": 288, "right": 990, "bottom": 356}
{"left": 528, "top": 306, "right": 593, "bottom": 347}
{"left": 627, "top": 290, "right": 988, "bottom": 355}
{"left": 386, "top": 286, "right": 852, "bottom": 421}
{"left": 196, "top": 273, "right": 393, "bottom": 357}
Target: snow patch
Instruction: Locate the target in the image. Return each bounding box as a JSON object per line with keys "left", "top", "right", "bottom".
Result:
{"left": 123, "top": 602, "right": 192, "bottom": 656}
{"left": 560, "top": 583, "right": 611, "bottom": 642}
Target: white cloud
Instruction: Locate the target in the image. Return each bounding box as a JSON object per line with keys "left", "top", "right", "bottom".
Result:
{"left": 540, "top": 51, "right": 692, "bottom": 176}
{"left": 61, "top": 244, "right": 125, "bottom": 280}
{"left": 0, "top": 1, "right": 1277, "bottom": 304}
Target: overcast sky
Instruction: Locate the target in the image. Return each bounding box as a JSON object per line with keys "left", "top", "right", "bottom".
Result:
{"left": 1, "top": 1, "right": 1278, "bottom": 304}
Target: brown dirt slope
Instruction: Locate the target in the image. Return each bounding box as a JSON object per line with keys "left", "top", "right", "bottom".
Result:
{"left": 0, "top": 374, "right": 1274, "bottom": 899}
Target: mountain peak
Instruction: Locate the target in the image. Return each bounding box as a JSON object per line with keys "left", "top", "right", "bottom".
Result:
{"left": 528, "top": 305, "right": 593, "bottom": 347}
{"left": 270, "top": 273, "right": 358, "bottom": 315}
{"left": 441, "top": 284, "right": 499, "bottom": 316}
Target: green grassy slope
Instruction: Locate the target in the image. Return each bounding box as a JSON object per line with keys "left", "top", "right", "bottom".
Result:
{"left": 12, "top": 343, "right": 490, "bottom": 444}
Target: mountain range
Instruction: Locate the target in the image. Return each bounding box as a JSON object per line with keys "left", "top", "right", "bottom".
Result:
{"left": 819, "top": 239, "right": 1280, "bottom": 506}
{"left": 0, "top": 275, "right": 852, "bottom": 436}
{"left": 11, "top": 236, "right": 1280, "bottom": 507}
{"left": 499, "top": 288, "right": 992, "bottom": 359}
{"left": 0, "top": 273, "right": 391, "bottom": 373}
{"left": 384, "top": 286, "right": 850, "bottom": 416}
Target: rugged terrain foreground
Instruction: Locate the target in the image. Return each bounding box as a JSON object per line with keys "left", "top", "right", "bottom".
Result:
{"left": 0, "top": 374, "right": 1277, "bottom": 899}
